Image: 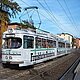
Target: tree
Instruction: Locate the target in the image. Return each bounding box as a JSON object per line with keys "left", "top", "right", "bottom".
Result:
{"left": 0, "top": 0, "right": 21, "bottom": 22}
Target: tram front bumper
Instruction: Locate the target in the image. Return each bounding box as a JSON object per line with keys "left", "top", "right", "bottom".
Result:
{"left": 2, "top": 61, "right": 24, "bottom": 64}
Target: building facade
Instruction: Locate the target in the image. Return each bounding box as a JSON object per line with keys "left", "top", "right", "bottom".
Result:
{"left": 8, "top": 23, "right": 21, "bottom": 29}
{"left": 57, "top": 33, "right": 73, "bottom": 48}
{"left": 74, "top": 38, "right": 80, "bottom": 48}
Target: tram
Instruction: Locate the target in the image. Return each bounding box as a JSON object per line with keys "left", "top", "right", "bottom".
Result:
{"left": 2, "top": 28, "right": 71, "bottom": 67}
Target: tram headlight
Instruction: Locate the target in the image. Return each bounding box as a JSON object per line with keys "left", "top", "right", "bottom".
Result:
{"left": 8, "top": 28, "right": 13, "bottom": 33}
{"left": 9, "top": 56, "right": 12, "bottom": 59}
{"left": 5, "top": 56, "right": 8, "bottom": 59}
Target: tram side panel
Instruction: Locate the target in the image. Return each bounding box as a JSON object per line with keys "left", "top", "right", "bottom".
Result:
{"left": 56, "top": 41, "right": 66, "bottom": 57}
{"left": 30, "top": 37, "right": 57, "bottom": 65}
{"left": 21, "top": 36, "right": 71, "bottom": 67}
{"left": 30, "top": 48, "right": 57, "bottom": 64}
{"left": 66, "top": 43, "right": 71, "bottom": 54}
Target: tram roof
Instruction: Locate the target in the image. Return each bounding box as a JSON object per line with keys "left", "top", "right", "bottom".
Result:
{"left": 3, "top": 29, "right": 70, "bottom": 44}
{"left": 3, "top": 28, "right": 56, "bottom": 37}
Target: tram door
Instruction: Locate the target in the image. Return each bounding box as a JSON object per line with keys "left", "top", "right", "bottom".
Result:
{"left": 23, "top": 35, "right": 34, "bottom": 63}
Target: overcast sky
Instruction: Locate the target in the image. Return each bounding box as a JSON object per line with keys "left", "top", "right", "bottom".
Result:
{"left": 11, "top": 0, "right": 80, "bottom": 38}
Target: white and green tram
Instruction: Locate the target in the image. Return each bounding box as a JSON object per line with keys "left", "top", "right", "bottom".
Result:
{"left": 2, "top": 28, "right": 71, "bottom": 67}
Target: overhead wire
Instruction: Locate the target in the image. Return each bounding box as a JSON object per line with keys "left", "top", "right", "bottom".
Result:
{"left": 63, "top": 0, "right": 80, "bottom": 37}
{"left": 20, "top": 0, "right": 59, "bottom": 29}
{"left": 21, "top": 0, "right": 67, "bottom": 32}
{"left": 43, "top": 0, "right": 79, "bottom": 37}
{"left": 20, "top": 0, "right": 78, "bottom": 37}
{"left": 20, "top": 0, "right": 30, "bottom": 6}
{"left": 39, "top": 12, "right": 64, "bottom": 31}
{"left": 21, "top": 0, "right": 35, "bottom": 21}
{"left": 43, "top": 0, "right": 70, "bottom": 31}
{"left": 43, "top": 0, "right": 59, "bottom": 23}
{"left": 36, "top": 0, "right": 78, "bottom": 37}
{"left": 57, "top": 0, "right": 79, "bottom": 37}
{"left": 20, "top": 0, "right": 62, "bottom": 31}
{"left": 36, "top": 0, "right": 66, "bottom": 32}
{"left": 19, "top": 0, "right": 31, "bottom": 22}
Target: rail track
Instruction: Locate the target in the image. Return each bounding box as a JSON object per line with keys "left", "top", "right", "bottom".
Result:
{"left": 59, "top": 57, "right": 80, "bottom": 80}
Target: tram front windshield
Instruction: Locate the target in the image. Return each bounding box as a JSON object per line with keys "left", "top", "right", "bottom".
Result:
{"left": 2, "top": 37, "right": 22, "bottom": 49}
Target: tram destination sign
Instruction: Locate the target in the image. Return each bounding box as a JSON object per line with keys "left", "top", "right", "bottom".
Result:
{"left": 5, "top": 34, "right": 15, "bottom": 37}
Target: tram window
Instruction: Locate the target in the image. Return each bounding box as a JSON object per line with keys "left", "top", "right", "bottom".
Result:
{"left": 36, "top": 37, "right": 42, "bottom": 48}
{"left": 62, "top": 43, "right": 65, "bottom": 48}
{"left": 63, "top": 43, "right": 65, "bottom": 48}
{"left": 2, "top": 37, "right": 22, "bottom": 49}
{"left": 53, "top": 41, "right": 56, "bottom": 48}
{"left": 23, "top": 36, "right": 34, "bottom": 49}
{"left": 42, "top": 39, "right": 46, "bottom": 48}
{"left": 58, "top": 42, "right": 62, "bottom": 48}
{"left": 58, "top": 42, "right": 65, "bottom": 48}
{"left": 66, "top": 44, "right": 70, "bottom": 48}
{"left": 47, "top": 40, "right": 53, "bottom": 48}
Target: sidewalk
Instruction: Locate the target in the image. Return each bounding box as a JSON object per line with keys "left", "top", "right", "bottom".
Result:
{"left": 74, "top": 62, "right": 80, "bottom": 80}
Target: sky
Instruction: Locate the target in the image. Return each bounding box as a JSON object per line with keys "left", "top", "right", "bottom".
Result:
{"left": 11, "top": 0, "right": 80, "bottom": 38}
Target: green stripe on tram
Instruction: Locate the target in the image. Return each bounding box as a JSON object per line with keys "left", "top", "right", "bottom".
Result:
{"left": 31, "top": 48, "right": 55, "bottom": 51}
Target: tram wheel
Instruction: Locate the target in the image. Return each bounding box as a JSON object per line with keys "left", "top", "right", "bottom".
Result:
{"left": 2, "top": 63, "right": 8, "bottom": 68}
